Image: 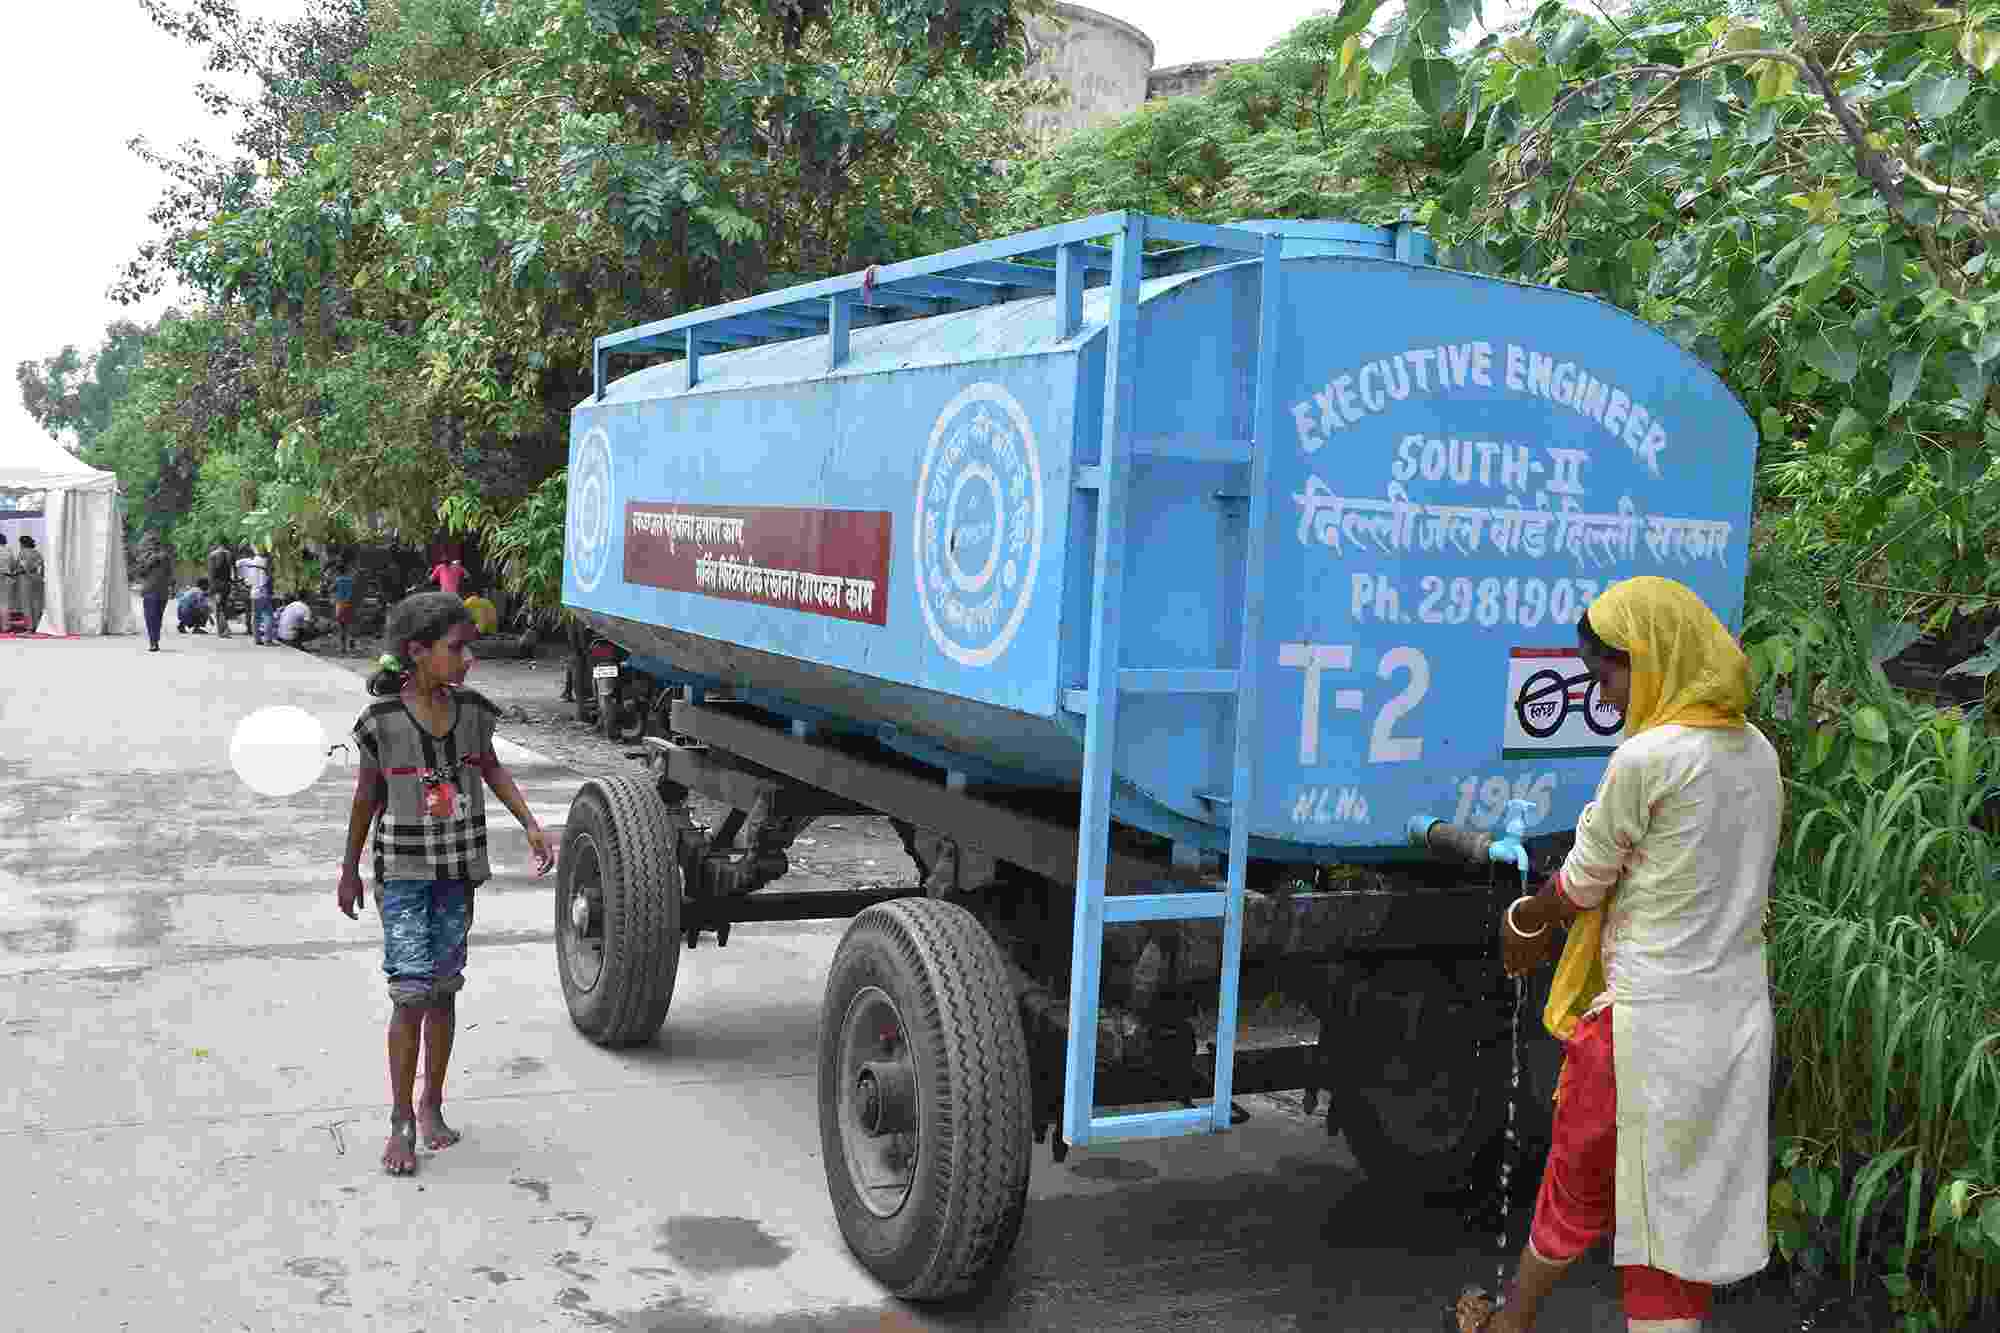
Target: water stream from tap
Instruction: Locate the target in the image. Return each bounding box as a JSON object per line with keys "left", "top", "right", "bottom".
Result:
{"left": 1487, "top": 857, "right": 1529, "bottom": 1312}
{"left": 1497, "top": 971, "right": 1523, "bottom": 1301}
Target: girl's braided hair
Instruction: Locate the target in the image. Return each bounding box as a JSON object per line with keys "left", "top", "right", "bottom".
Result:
{"left": 366, "top": 591, "right": 473, "bottom": 697}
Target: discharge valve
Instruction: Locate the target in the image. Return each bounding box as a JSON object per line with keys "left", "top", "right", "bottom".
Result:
{"left": 1405, "top": 797, "right": 1536, "bottom": 880}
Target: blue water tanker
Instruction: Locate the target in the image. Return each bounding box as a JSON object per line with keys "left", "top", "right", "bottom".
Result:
{"left": 553, "top": 212, "right": 1757, "bottom": 1302}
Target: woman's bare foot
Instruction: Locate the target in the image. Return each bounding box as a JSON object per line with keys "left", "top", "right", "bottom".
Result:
{"left": 417, "top": 1101, "right": 461, "bottom": 1150}
{"left": 383, "top": 1114, "right": 418, "bottom": 1176}
{"left": 1455, "top": 1288, "right": 1533, "bottom": 1333}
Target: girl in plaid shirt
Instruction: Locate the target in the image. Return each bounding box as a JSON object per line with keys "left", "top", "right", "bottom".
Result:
{"left": 337, "top": 592, "right": 554, "bottom": 1177}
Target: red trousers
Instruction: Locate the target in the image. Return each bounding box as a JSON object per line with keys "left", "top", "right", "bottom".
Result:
{"left": 1530, "top": 1008, "right": 1713, "bottom": 1323}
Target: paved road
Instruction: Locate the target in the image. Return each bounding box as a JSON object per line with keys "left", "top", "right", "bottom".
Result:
{"left": 0, "top": 622, "right": 1820, "bottom": 1331}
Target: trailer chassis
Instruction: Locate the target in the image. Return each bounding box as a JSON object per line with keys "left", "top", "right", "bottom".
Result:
{"left": 555, "top": 696, "right": 1561, "bottom": 1186}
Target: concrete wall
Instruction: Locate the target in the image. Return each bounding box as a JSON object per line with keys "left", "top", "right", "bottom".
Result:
{"left": 1146, "top": 59, "right": 1244, "bottom": 103}
{"left": 1019, "top": 3, "right": 1156, "bottom": 145}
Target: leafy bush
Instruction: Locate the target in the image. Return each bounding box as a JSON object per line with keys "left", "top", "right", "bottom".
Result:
{"left": 1748, "top": 585, "right": 2000, "bottom": 1328}
{"left": 437, "top": 468, "right": 568, "bottom": 625}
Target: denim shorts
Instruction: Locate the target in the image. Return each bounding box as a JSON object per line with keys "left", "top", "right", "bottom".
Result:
{"left": 378, "top": 878, "right": 475, "bottom": 1007}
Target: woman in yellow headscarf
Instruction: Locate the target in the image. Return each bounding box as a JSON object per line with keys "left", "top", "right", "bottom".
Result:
{"left": 1462, "top": 577, "right": 1783, "bottom": 1333}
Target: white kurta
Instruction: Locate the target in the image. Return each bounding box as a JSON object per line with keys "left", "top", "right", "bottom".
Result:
{"left": 1558, "top": 722, "right": 1783, "bottom": 1285}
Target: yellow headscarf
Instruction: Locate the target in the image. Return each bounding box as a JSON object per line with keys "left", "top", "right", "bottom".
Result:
{"left": 1542, "top": 576, "right": 1752, "bottom": 1043}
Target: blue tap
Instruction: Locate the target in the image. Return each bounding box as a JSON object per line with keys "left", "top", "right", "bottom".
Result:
{"left": 1488, "top": 798, "right": 1534, "bottom": 880}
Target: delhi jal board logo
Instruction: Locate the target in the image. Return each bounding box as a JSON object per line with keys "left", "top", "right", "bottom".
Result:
{"left": 569, "top": 426, "right": 614, "bottom": 594}
{"left": 914, "top": 382, "right": 1044, "bottom": 668}
{"left": 1501, "top": 647, "right": 1624, "bottom": 759}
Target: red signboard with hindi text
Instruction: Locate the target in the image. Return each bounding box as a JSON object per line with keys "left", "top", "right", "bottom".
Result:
{"left": 622, "top": 502, "right": 893, "bottom": 626}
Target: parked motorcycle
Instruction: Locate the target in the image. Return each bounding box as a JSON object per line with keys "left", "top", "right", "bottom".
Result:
{"left": 575, "top": 634, "right": 668, "bottom": 742}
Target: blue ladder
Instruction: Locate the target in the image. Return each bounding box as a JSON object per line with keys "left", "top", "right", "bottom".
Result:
{"left": 1061, "top": 213, "right": 1285, "bottom": 1147}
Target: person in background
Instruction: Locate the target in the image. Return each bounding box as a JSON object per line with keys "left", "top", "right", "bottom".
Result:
{"left": 16, "top": 535, "right": 44, "bottom": 634}
{"left": 237, "top": 544, "right": 274, "bottom": 645}
{"left": 331, "top": 561, "right": 358, "bottom": 654}
{"left": 177, "top": 578, "right": 214, "bottom": 634}
{"left": 137, "top": 532, "right": 174, "bottom": 652}
{"left": 0, "top": 534, "right": 17, "bottom": 633}
{"left": 430, "top": 552, "right": 467, "bottom": 597}
{"left": 206, "top": 540, "right": 236, "bottom": 637}
{"left": 276, "top": 591, "right": 322, "bottom": 651}
{"left": 462, "top": 583, "right": 498, "bottom": 636}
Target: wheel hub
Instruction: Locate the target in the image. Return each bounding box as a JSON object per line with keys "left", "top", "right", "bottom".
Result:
{"left": 836, "top": 987, "right": 919, "bottom": 1219}
{"left": 852, "top": 1060, "right": 917, "bottom": 1137}
{"left": 559, "top": 832, "right": 606, "bottom": 996}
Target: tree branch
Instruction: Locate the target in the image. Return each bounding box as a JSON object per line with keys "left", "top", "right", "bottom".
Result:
{"left": 1769, "top": 2, "right": 1915, "bottom": 228}
{"left": 1580, "top": 0, "right": 1632, "bottom": 46}
{"left": 1541, "top": 49, "right": 1810, "bottom": 232}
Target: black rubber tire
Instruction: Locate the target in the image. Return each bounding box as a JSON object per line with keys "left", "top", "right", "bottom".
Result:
{"left": 555, "top": 774, "right": 682, "bottom": 1047}
{"left": 818, "top": 899, "right": 1033, "bottom": 1302}
{"left": 1332, "top": 961, "right": 1551, "bottom": 1194}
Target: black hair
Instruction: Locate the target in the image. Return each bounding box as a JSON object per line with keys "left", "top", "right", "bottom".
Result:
{"left": 366, "top": 591, "right": 474, "bottom": 697}
{"left": 197, "top": 577, "right": 211, "bottom": 591}
{"left": 1576, "top": 609, "right": 1631, "bottom": 664}
{"left": 18, "top": 536, "right": 33, "bottom": 550}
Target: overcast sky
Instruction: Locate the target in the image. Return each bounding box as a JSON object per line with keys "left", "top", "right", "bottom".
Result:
{"left": 2, "top": 1, "right": 1537, "bottom": 453}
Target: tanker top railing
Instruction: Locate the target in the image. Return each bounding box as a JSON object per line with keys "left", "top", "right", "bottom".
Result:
{"left": 592, "top": 211, "right": 1407, "bottom": 397}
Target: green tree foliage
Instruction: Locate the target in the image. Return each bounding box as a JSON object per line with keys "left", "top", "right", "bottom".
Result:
{"left": 13, "top": 314, "right": 203, "bottom": 545}
{"left": 111, "top": 0, "right": 1049, "bottom": 607}
{"left": 1365, "top": 0, "right": 2000, "bottom": 616}
{"left": 1003, "top": 9, "right": 1481, "bottom": 230}
{"left": 114, "top": 0, "right": 371, "bottom": 307}
{"left": 14, "top": 318, "right": 160, "bottom": 451}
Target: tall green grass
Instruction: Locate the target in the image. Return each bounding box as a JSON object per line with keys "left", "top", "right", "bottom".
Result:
{"left": 1747, "top": 589, "right": 2000, "bottom": 1329}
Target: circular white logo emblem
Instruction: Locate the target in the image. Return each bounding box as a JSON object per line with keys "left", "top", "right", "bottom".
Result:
{"left": 914, "top": 383, "right": 1043, "bottom": 668}
{"left": 569, "top": 426, "right": 614, "bottom": 594}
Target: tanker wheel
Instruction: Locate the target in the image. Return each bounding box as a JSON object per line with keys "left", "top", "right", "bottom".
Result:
{"left": 556, "top": 774, "right": 683, "bottom": 1047}
{"left": 818, "top": 898, "right": 1032, "bottom": 1302}
{"left": 1332, "top": 961, "right": 1519, "bottom": 1195}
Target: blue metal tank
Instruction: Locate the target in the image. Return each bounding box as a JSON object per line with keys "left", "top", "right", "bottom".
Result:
{"left": 565, "top": 212, "right": 1755, "bottom": 863}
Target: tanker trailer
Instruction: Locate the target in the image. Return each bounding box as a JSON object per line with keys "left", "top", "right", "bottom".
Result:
{"left": 554, "top": 211, "right": 1757, "bottom": 1300}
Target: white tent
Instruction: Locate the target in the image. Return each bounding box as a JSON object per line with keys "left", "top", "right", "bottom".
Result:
{"left": 0, "top": 429, "right": 138, "bottom": 636}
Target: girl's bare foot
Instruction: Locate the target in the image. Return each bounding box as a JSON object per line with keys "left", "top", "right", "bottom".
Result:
{"left": 383, "top": 1114, "right": 418, "bottom": 1176}
{"left": 417, "top": 1101, "right": 461, "bottom": 1150}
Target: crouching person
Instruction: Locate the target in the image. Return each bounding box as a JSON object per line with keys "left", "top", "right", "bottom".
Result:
{"left": 277, "top": 591, "right": 323, "bottom": 650}
{"left": 335, "top": 592, "right": 553, "bottom": 1176}
{"left": 177, "top": 579, "right": 214, "bottom": 633}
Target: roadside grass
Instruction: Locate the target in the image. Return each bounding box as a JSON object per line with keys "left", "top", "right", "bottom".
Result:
{"left": 1748, "top": 589, "right": 2000, "bottom": 1330}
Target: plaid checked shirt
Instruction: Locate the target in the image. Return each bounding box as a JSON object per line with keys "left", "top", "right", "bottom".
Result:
{"left": 351, "top": 688, "right": 502, "bottom": 885}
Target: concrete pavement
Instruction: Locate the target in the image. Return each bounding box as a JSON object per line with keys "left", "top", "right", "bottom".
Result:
{"left": 0, "top": 621, "right": 1813, "bottom": 1331}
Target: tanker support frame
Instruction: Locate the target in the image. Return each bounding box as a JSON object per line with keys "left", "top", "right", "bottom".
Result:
{"left": 553, "top": 691, "right": 1563, "bottom": 1298}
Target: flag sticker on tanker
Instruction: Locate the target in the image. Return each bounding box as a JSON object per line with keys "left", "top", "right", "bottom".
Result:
{"left": 1501, "top": 648, "right": 1624, "bottom": 759}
